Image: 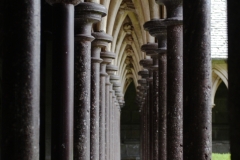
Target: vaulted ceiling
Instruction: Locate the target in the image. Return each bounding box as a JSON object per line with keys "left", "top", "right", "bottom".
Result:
{"left": 86, "top": 0, "right": 165, "bottom": 93}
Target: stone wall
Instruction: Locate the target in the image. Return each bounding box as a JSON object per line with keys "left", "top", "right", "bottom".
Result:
{"left": 211, "top": 0, "right": 228, "bottom": 58}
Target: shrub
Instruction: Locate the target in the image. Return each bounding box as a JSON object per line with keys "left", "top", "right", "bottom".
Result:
{"left": 212, "top": 153, "right": 230, "bottom": 160}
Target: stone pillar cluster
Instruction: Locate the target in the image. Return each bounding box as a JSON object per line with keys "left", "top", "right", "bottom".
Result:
{"left": 1, "top": 1, "right": 124, "bottom": 160}
{"left": 137, "top": 0, "right": 213, "bottom": 160}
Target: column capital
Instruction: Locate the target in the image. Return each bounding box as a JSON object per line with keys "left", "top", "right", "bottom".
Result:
{"left": 139, "top": 59, "right": 153, "bottom": 70}
{"left": 46, "top": 0, "right": 81, "bottom": 5}
{"left": 105, "top": 75, "right": 112, "bottom": 86}
{"left": 100, "top": 51, "right": 116, "bottom": 64}
{"left": 144, "top": 19, "right": 167, "bottom": 52}
{"left": 144, "top": 19, "right": 166, "bottom": 37}
{"left": 141, "top": 43, "right": 158, "bottom": 57}
{"left": 91, "top": 31, "right": 112, "bottom": 63}
{"left": 113, "top": 82, "right": 122, "bottom": 91}
{"left": 106, "top": 64, "right": 118, "bottom": 75}
{"left": 75, "top": 2, "right": 107, "bottom": 22}
{"left": 138, "top": 69, "right": 149, "bottom": 79}
{"left": 109, "top": 75, "right": 120, "bottom": 80}
{"left": 138, "top": 79, "right": 147, "bottom": 85}
{"left": 155, "top": 0, "right": 183, "bottom": 22}
{"left": 92, "top": 31, "right": 113, "bottom": 48}
{"left": 113, "top": 84, "right": 122, "bottom": 93}
{"left": 137, "top": 85, "right": 149, "bottom": 91}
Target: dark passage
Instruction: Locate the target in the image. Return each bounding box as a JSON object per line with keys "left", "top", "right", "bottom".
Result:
{"left": 121, "top": 82, "right": 140, "bottom": 160}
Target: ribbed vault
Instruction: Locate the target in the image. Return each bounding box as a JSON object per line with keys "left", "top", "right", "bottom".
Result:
{"left": 86, "top": 0, "right": 163, "bottom": 94}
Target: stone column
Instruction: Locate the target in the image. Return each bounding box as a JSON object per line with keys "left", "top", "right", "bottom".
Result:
{"left": 74, "top": 3, "right": 106, "bottom": 160}
{"left": 105, "top": 75, "right": 111, "bottom": 160}
{"left": 1, "top": 0, "right": 41, "bottom": 159}
{"left": 117, "top": 94, "right": 125, "bottom": 110}
{"left": 155, "top": 1, "right": 183, "bottom": 159}
{"left": 141, "top": 43, "right": 159, "bottom": 160}
{"left": 138, "top": 100, "right": 143, "bottom": 160}
{"left": 109, "top": 86, "right": 113, "bottom": 160}
{"left": 140, "top": 59, "right": 154, "bottom": 160}
{"left": 148, "top": 71, "right": 154, "bottom": 160}
{"left": 112, "top": 92, "right": 117, "bottom": 158}
{"left": 108, "top": 68, "right": 120, "bottom": 159}
{"left": 138, "top": 70, "right": 149, "bottom": 160}
{"left": 99, "top": 59, "right": 107, "bottom": 160}
{"left": 228, "top": 1, "right": 240, "bottom": 159}
{"left": 183, "top": 0, "right": 211, "bottom": 159}
{"left": 102, "top": 52, "right": 116, "bottom": 160}
{"left": 99, "top": 52, "right": 115, "bottom": 160}
{"left": 138, "top": 78, "right": 149, "bottom": 160}
{"left": 109, "top": 87, "right": 113, "bottom": 160}
{"left": 116, "top": 104, "right": 121, "bottom": 160}
{"left": 91, "top": 32, "right": 112, "bottom": 160}
{"left": 115, "top": 88, "right": 123, "bottom": 160}
{"left": 140, "top": 94, "right": 146, "bottom": 160}
{"left": 106, "top": 66, "right": 118, "bottom": 160}
{"left": 136, "top": 86, "right": 147, "bottom": 160}
{"left": 144, "top": 22, "right": 167, "bottom": 160}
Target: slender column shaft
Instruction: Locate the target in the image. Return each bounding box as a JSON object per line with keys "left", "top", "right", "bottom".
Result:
{"left": 112, "top": 93, "right": 115, "bottom": 159}
{"left": 117, "top": 107, "right": 121, "bottom": 160}
{"left": 141, "top": 97, "right": 146, "bottom": 160}
{"left": 1, "top": 0, "right": 40, "bottom": 159}
{"left": 90, "top": 31, "right": 111, "bottom": 160}
{"left": 149, "top": 71, "right": 154, "bottom": 160}
{"left": 99, "top": 64, "right": 107, "bottom": 160}
{"left": 51, "top": 4, "right": 75, "bottom": 159}
{"left": 142, "top": 96, "right": 146, "bottom": 160}
{"left": 167, "top": 21, "right": 183, "bottom": 160}
{"left": 227, "top": 1, "right": 240, "bottom": 160}
{"left": 141, "top": 44, "right": 160, "bottom": 160}
{"left": 140, "top": 110, "right": 144, "bottom": 160}
{"left": 146, "top": 87, "right": 150, "bottom": 160}
{"left": 183, "top": 1, "right": 211, "bottom": 159}
{"left": 143, "top": 21, "right": 168, "bottom": 160}
{"left": 115, "top": 104, "right": 119, "bottom": 160}
{"left": 146, "top": 92, "right": 149, "bottom": 160}
{"left": 142, "top": 99, "right": 146, "bottom": 160}
{"left": 74, "top": 24, "right": 92, "bottom": 160}
{"left": 105, "top": 76, "right": 111, "bottom": 160}
{"left": 74, "top": 3, "right": 106, "bottom": 160}
{"left": 155, "top": 1, "right": 183, "bottom": 159}
{"left": 90, "top": 46, "right": 101, "bottom": 160}
{"left": 112, "top": 96, "right": 116, "bottom": 158}
{"left": 100, "top": 54, "right": 115, "bottom": 160}
{"left": 109, "top": 89, "right": 113, "bottom": 160}
{"left": 158, "top": 51, "right": 167, "bottom": 160}
{"left": 114, "top": 102, "right": 118, "bottom": 159}
{"left": 113, "top": 102, "right": 116, "bottom": 158}
{"left": 152, "top": 62, "right": 159, "bottom": 160}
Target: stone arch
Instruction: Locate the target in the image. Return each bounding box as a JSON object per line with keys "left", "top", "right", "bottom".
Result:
{"left": 212, "top": 63, "right": 228, "bottom": 107}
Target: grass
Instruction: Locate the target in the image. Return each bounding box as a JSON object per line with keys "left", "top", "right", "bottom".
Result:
{"left": 212, "top": 153, "right": 230, "bottom": 160}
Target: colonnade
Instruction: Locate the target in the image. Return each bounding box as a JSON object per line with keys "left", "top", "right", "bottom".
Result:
{"left": 137, "top": 0, "right": 212, "bottom": 160}
{"left": 1, "top": 0, "right": 240, "bottom": 160}
{"left": 1, "top": 0, "right": 123, "bottom": 160}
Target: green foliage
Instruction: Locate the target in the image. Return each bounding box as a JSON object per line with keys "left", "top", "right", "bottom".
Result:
{"left": 212, "top": 153, "right": 230, "bottom": 160}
